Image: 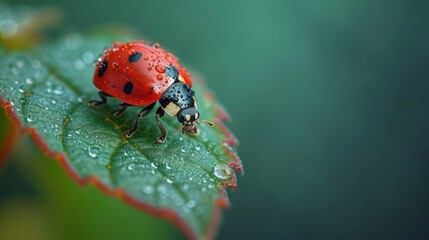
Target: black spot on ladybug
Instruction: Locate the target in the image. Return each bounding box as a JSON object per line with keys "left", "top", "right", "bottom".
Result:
{"left": 128, "top": 52, "right": 142, "bottom": 62}
{"left": 165, "top": 65, "right": 179, "bottom": 79}
{"left": 123, "top": 82, "right": 133, "bottom": 94}
{"left": 98, "top": 60, "right": 108, "bottom": 77}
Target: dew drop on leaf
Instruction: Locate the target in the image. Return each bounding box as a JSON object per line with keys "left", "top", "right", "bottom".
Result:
{"left": 142, "top": 185, "right": 154, "bottom": 194}
{"left": 82, "top": 52, "right": 94, "bottom": 64}
{"left": 186, "top": 200, "right": 196, "bottom": 209}
{"left": 53, "top": 88, "right": 63, "bottom": 95}
{"left": 25, "top": 77, "right": 33, "bottom": 85}
{"left": 31, "top": 60, "right": 41, "bottom": 69}
{"left": 181, "top": 146, "right": 188, "bottom": 153}
{"left": 88, "top": 146, "right": 99, "bottom": 158}
{"left": 214, "top": 163, "right": 234, "bottom": 180}
{"left": 74, "top": 60, "right": 84, "bottom": 70}
{"left": 127, "top": 163, "right": 135, "bottom": 171}
{"left": 151, "top": 162, "right": 158, "bottom": 169}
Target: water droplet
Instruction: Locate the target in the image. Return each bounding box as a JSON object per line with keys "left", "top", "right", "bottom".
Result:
{"left": 26, "top": 117, "right": 33, "bottom": 122}
{"left": 156, "top": 74, "right": 163, "bottom": 81}
{"left": 195, "top": 145, "right": 202, "bottom": 151}
{"left": 214, "top": 163, "right": 234, "bottom": 180}
{"left": 157, "top": 185, "right": 168, "bottom": 197}
{"left": 208, "top": 183, "right": 215, "bottom": 189}
{"left": 142, "top": 185, "right": 154, "bottom": 194}
{"left": 19, "top": 98, "right": 26, "bottom": 104}
{"left": 166, "top": 163, "right": 172, "bottom": 170}
{"left": 18, "top": 88, "right": 24, "bottom": 93}
{"left": 155, "top": 65, "right": 166, "bottom": 73}
{"left": 151, "top": 162, "right": 158, "bottom": 169}
{"left": 112, "top": 62, "right": 119, "bottom": 68}
{"left": 165, "top": 53, "right": 173, "bottom": 63}
{"left": 166, "top": 178, "right": 173, "bottom": 184}
{"left": 181, "top": 146, "right": 188, "bottom": 153}
{"left": 77, "top": 97, "right": 83, "bottom": 102}
{"left": 186, "top": 200, "right": 196, "bottom": 208}
{"left": 127, "top": 163, "right": 135, "bottom": 171}
{"left": 128, "top": 49, "right": 136, "bottom": 55}
{"left": 31, "top": 60, "right": 41, "bottom": 69}
{"left": 51, "top": 100, "right": 56, "bottom": 104}
{"left": 74, "top": 60, "right": 84, "bottom": 70}
{"left": 53, "top": 88, "right": 63, "bottom": 95}
{"left": 83, "top": 52, "right": 94, "bottom": 64}
{"left": 88, "top": 147, "right": 99, "bottom": 158}
{"left": 146, "top": 66, "right": 152, "bottom": 71}
{"left": 25, "top": 78, "right": 33, "bottom": 85}
{"left": 152, "top": 43, "right": 160, "bottom": 48}
{"left": 75, "top": 130, "right": 81, "bottom": 135}
{"left": 105, "top": 163, "right": 112, "bottom": 170}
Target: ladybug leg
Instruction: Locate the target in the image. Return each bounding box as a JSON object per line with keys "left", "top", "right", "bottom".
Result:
{"left": 88, "top": 91, "right": 110, "bottom": 107}
{"left": 123, "top": 102, "right": 156, "bottom": 138}
{"left": 111, "top": 103, "right": 131, "bottom": 118}
{"left": 154, "top": 107, "right": 167, "bottom": 144}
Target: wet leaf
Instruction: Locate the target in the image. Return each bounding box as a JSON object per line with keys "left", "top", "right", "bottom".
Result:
{"left": 0, "top": 34, "right": 242, "bottom": 239}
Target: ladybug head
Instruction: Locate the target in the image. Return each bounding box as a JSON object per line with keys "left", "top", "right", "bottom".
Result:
{"left": 175, "top": 107, "right": 214, "bottom": 135}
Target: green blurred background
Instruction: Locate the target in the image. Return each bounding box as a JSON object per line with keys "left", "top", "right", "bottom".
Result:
{"left": 1, "top": 0, "right": 429, "bottom": 239}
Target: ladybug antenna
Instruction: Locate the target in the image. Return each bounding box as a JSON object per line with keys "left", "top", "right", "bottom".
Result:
{"left": 197, "top": 120, "right": 215, "bottom": 127}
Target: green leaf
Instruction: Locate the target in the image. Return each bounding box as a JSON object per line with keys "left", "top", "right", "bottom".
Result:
{"left": 0, "top": 34, "right": 242, "bottom": 240}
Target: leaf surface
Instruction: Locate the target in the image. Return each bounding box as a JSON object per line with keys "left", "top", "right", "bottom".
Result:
{"left": 0, "top": 34, "right": 242, "bottom": 240}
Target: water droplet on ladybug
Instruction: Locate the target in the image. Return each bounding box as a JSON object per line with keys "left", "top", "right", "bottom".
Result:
{"left": 165, "top": 53, "right": 173, "bottom": 63}
{"left": 155, "top": 65, "right": 165, "bottom": 73}
{"left": 143, "top": 56, "right": 149, "bottom": 61}
{"left": 112, "top": 62, "right": 119, "bottom": 68}
{"left": 156, "top": 74, "right": 163, "bottom": 80}
{"left": 153, "top": 43, "right": 160, "bottom": 48}
{"left": 128, "top": 49, "right": 136, "bottom": 55}
{"left": 146, "top": 66, "right": 152, "bottom": 71}
{"left": 112, "top": 41, "right": 121, "bottom": 48}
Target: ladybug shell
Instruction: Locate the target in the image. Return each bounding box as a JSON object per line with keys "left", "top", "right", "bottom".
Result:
{"left": 93, "top": 41, "right": 192, "bottom": 106}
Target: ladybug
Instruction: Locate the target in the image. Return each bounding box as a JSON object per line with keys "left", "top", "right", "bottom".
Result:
{"left": 89, "top": 41, "right": 214, "bottom": 144}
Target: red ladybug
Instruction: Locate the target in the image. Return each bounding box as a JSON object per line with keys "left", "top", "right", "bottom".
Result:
{"left": 89, "top": 41, "right": 213, "bottom": 144}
